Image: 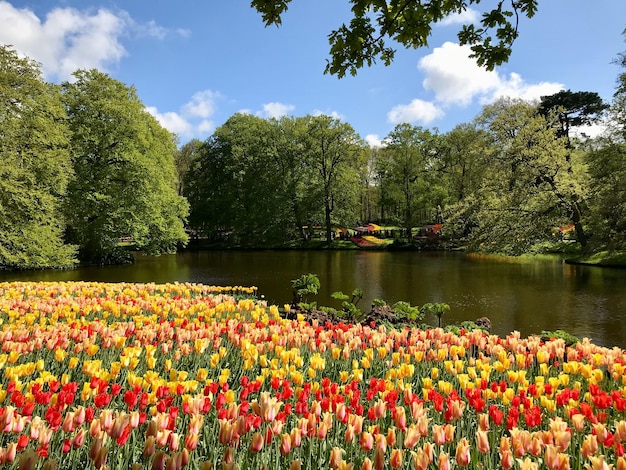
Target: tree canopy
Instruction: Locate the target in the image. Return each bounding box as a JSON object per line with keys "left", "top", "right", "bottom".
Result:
{"left": 251, "top": 0, "right": 538, "bottom": 77}
{"left": 0, "top": 45, "right": 77, "bottom": 269}
{"left": 62, "top": 69, "right": 188, "bottom": 263}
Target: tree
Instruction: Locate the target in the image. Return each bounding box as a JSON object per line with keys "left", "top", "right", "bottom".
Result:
{"left": 376, "top": 124, "right": 444, "bottom": 241}
{"left": 62, "top": 69, "right": 188, "bottom": 263}
{"left": 449, "top": 98, "right": 589, "bottom": 254}
{"left": 176, "top": 138, "right": 203, "bottom": 196}
{"left": 0, "top": 46, "right": 77, "bottom": 269}
{"left": 300, "top": 115, "right": 366, "bottom": 242}
{"left": 188, "top": 113, "right": 299, "bottom": 246}
{"left": 538, "top": 90, "right": 609, "bottom": 144}
{"left": 252, "top": 0, "right": 538, "bottom": 77}
{"left": 586, "top": 143, "right": 626, "bottom": 250}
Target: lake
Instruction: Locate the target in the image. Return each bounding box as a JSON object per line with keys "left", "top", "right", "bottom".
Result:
{"left": 2, "top": 250, "right": 625, "bottom": 348}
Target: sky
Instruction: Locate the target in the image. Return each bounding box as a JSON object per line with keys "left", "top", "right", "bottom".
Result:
{"left": 1, "top": 1, "right": 625, "bottom": 147}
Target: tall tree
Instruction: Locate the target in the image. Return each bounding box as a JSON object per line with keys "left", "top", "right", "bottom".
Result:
{"left": 188, "top": 113, "right": 298, "bottom": 245}
{"left": 450, "top": 98, "right": 589, "bottom": 254}
{"left": 62, "top": 69, "right": 188, "bottom": 263}
{"left": 0, "top": 46, "right": 76, "bottom": 269}
{"left": 176, "top": 138, "right": 203, "bottom": 196}
{"left": 377, "top": 124, "right": 444, "bottom": 241}
{"left": 300, "top": 115, "right": 366, "bottom": 242}
{"left": 252, "top": 0, "right": 538, "bottom": 76}
{"left": 538, "top": 90, "right": 609, "bottom": 144}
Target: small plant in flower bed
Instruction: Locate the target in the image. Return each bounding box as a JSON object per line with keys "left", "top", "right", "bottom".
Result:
{"left": 1, "top": 282, "right": 626, "bottom": 469}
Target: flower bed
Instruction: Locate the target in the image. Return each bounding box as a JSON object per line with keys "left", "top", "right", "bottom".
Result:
{"left": 0, "top": 281, "right": 625, "bottom": 469}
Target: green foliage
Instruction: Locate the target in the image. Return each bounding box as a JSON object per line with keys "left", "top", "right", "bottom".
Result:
{"left": 376, "top": 124, "right": 448, "bottom": 240}
{"left": 331, "top": 289, "right": 365, "bottom": 321}
{"left": 291, "top": 273, "right": 321, "bottom": 305}
{"left": 371, "top": 298, "right": 387, "bottom": 308}
{"left": 392, "top": 301, "right": 423, "bottom": 322}
{"left": 540, "top": 329, "right": 580, "bottom": 347}
{"left": 421, "top": 302, "right": 450, "bottom": 327}
{"left": 252, "top": 0, "right": 538, "bottom": 77}
{"left": 62, "top": 69, "right": 188, "bottom": 263}
{"left": 446, "top": 98, "right": 589, "bottom": 255}
{"left": 0, "top": 46, "right": 77, "bottom": 269}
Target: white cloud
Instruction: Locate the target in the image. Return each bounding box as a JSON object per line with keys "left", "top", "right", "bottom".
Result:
{"left": 419, "top": 42, "right": 564, "bottom": 106}
{"left": 182, "top": 90, "right": 222, "bottom": 118}
{"left": 146, "top": 107, "right": 193, "bottom": 136}
{"left": 437, "top": 8, "right": 479, "bottom": 26}
{"left": 387, "top": 99, "right": 444, "bottom": 125}
{"left": 387, "top": 42, "right": 564, "bottom": 126}
{"left": 257, "top": 102, "right": 296, "bottom": 118}
{"left": 147, "top": 90, "right": 222, "bottom": 138}
{"left": 0, "top": 1, "right": 185, "bottom": 81}
{"left": 312, "top": 109, "right": 343, "bottom": 121}
{"left": 365, "top": 134, "right": 382, "bottom": 148}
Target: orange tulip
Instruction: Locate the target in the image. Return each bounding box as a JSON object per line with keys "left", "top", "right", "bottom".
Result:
{"left": 476, "top": 429, "right": 490, "bottom": 454}
{"left": 329, "top": 447, "right": 344, "bottom": 469}
{"left": 455, "top": 438, "right": 471, "bottom": 467}
{"left": 501, "top": 449, "right": 514, "bottom": 469}
{"left": 359, "top": 432, "right": 374, "bottom": 451}
{"left": 432, "top": 425, "right": 446, "bottom": 445}
{"left": 250, "top": 432, "right": 264, "bottom": 453}
{"left": 403, "top": 424, "right": 420, "bottom": 449}
{"left": 581, "top": 434, "right": 598, "bottom": 459}
{"left": 411, "top": 449, "right": 430, "bottom": 470}
{"left": 390, "top": 449, "right": 403, "bottom": 469}
{"left": 280, "top": 433, "right": 291, "bottom": 455}
{"left": 361, "top": 458, "right": 372, "bottom": 470}
{"left": 437, "top": 452, "right": 450, "bottom": 470}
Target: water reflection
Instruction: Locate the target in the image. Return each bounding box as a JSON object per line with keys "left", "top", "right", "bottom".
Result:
{"left": 1, "top": 251, "right": 625, "bottom": 348}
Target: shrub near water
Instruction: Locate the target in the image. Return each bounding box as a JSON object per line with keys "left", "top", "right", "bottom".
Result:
{"left": 0, "top": 282, "right": 625, "bottom": 469}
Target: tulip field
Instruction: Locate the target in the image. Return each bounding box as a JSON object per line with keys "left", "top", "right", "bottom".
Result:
{"left": 1, "top": 282, "right": 626, "bottom": 469}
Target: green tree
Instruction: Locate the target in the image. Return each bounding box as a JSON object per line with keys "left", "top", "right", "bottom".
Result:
{"left": 188, "top": 113, "right": 297, "bottom": 245}
{"left": 449, "top": 98, "right": 589, "bottom": 254}
{"left": 300, "top": 115, "right": 366, "bottom": 242}
{"left": 538, "top": 90, "right": 609, "bottom": 144}
{"left": 0, "top": 46, "right": 76, "bottom": 269}
{"left": 62, "top": 69, "right": 188, "bottom": 263}
{"left": 252, "top": 0, "right": 538, "bottom": 77}
{"left": 586, "top": 143, "right": 626, "bottom": 250}
{"left": 176, "top": 138, "right": 203, "bottom": 196}
{"left": 376, "top": 124, "right": 445, "bottom": 241}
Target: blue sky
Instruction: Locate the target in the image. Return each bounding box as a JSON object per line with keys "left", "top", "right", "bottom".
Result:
{"left": 1, "top": 1, "right": 625, "bottom": 146}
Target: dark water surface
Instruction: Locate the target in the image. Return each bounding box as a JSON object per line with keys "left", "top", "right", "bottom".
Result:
{"left": 1, "top": 250, "right": 625, "bottom": 348}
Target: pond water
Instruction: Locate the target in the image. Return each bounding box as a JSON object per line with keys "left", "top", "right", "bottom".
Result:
{"left": 2, "top": 250, "right": 625, "bottom": 348}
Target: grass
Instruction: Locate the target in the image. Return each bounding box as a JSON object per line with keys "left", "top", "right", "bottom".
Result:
{"left": 566, "top": 250, "right": 626, "bottom": 267}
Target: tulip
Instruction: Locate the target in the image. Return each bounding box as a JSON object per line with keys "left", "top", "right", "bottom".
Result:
{"left": 516, "top": 457, "right": 539, "bottom": 470}
{"left": 361, "top": 458, "right": 372, "bottom": 470}
{"left": 501, "top": 449, "right": 514, "bottom": 469}
{"left": 329, "top": 447, "right": 344, "bottom": 469}
{"left": 437, "top": 452, "right": 450, "bottom": 470}
{"left": 411, "top": 449, "right": 430, "bottom": 470}
{"left": 360, "top": 432, "right": 374, "bottom": 451}
{"left": 443, "top": 424, "right": 456, "bottom": 443}
{"left": 386, "top": 427, "right": 396, "bottom": 447}
{"left": 403, "top": 424, "right": 420, "bottom": 449}
{"left": 582, "top": 434, "right": 599, "bottom": 458}
{"left": 432, "top": 424, "right": 446, "bottom": 445}
{"left": 280, "top": 433, "right": 291, "bottom": 455}
{"left": 476, "top": 429, "right": 490, "bottom": 454}
{"left": 290, "top": 460, "right": 302, "bottom": 470}
{"left": 390, "top": 448, "right": 403, "bottom": 468}
{"left": 455, "top": 438, "right": 471, "bottom": 467}
{"left": 250, "top": 432, "right": 264, "bottom": 453}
